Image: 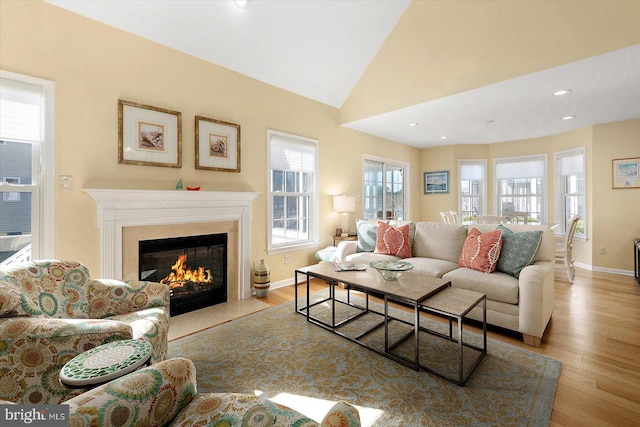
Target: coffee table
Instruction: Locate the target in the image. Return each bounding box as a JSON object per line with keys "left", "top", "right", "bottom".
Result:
{"left": 295, "top": 263, "right": 487, "bottom": 385}
{"left": 60, "top": 339, "right": 153, "bottom": 389}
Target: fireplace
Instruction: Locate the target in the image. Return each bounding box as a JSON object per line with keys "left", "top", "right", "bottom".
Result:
{"left": 139, "top": 233, "right": 227, "bottom": 316}
{"left": 83, "top": 189, "right": 259, "bottom": 301}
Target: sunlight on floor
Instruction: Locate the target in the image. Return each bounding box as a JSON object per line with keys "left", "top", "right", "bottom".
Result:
{"left": 255, "top": 391, "right": 383, "bottom": 426}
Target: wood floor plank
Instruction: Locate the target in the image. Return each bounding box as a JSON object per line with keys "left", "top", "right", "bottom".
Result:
{"left": 258, "top": 268, "right": 640, "bottom": 426}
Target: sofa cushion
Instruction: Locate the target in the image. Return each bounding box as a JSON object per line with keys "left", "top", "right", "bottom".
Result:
{"left": 375, "top": 222, "right": 412, "bottom": 258}
{"left": 345, "top": 252, "right": 400, "bottom": 264}
{"left": 496, "top": 225, "right": 543, "bottom": 278}
{"left": 412, "top": 222, "right": 468, "bottom": 263}
{"left": 355, "top": 219, "right": 379, "bottom": 252}
{"left": 458, "top": 228, "right": 503, "bottom": 273}
{"left": 443, "top": 267, "right": 519, "bottom": 305}
{"left": 403, "top": 257, "right": 459, "bottom": 278}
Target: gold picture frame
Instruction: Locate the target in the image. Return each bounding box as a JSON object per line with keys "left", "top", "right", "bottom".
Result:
{"left": 195, "top": 116, "right": 241, "bottom": 172}
{"left": 612, "top": 157, "right": 640, "bottom": 189}
{"left": 118, "top": 100, "right": 182, "bottom": 168}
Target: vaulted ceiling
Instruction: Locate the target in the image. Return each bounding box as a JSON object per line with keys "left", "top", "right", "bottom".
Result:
{"left": 46, "top": 0, "right": 640, "bottom": 148}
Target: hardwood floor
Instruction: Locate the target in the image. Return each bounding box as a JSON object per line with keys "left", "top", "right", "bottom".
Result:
{"left": 257, "top": 267, "right": 640, "bottom": 426}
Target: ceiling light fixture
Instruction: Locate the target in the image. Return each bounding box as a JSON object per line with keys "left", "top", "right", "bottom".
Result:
{"left": 562, "top": 115, "right": 576, "bottom": 120}
{"left": 233, "top": 0, "right": 249, "bottom": 9}
{"left": 553, "top": 89, "right": 572, "bottom": 96}
{"left": 440, "top": 136, "right": 448, "bottom": 140}
{"left": 408, "top": 122, "right": 418, "bottom": 127}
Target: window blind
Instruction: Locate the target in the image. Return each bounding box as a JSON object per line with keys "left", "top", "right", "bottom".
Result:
{"left": 0, "top": 78, "right": 43, "bottom": 143}
{"left": 496, "top": 158, "right": 544, "bottom": 179}
{"left": 269, "top": 134, "right": 315, "bottom": 172}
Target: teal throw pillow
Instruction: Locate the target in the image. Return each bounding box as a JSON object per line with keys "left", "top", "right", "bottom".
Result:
{"left": 496, "top": 225, "right": 543, "bottom": 278}
{"left": 356, "top": 219, "right": 378, "bottom": 253}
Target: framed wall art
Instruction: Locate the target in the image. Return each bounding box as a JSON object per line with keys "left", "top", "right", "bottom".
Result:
{"left": 195, "top": 116, "right": 241, "bottom": 172}
{"left": 424, "top": 170, "right": 450, "bottom": 194}
{"left": 118, "top": 100, "right": 182, "bottom": 168}
{"left": 612, "top": 157, "right": 640, "bottom": 189}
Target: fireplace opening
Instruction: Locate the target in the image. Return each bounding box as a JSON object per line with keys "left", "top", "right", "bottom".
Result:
{"left": 139, "top": 233, "right": 227, "bottom": 316}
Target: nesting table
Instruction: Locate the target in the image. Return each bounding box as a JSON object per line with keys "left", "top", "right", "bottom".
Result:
{"left": 60, "top": 339, "right": 152, "bottom": 389}
{"left": 295, "top": 263, "right": 487, "bottom": 386}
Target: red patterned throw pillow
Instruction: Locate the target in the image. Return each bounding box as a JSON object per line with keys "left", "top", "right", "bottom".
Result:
{"left": 375, "top": 222, "right": 412, "bottom": 258}
{"left": 458, "top": 228, "right": 503, "bottom": 273}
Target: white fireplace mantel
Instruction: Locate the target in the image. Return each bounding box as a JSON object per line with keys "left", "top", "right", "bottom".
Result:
{"left": 84, "top": 189, "right": 259, "bottom": 300}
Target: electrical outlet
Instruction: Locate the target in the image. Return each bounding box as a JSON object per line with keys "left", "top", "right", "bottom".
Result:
{"left": 284, "top": 255, "right": 290, "bottom": 264}
{"left": 598, "top": 247, "right": 607, "bottom": 255}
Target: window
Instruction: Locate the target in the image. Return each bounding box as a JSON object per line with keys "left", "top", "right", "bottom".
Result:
{"left": 363, "top": 156, "right": 408, "bottom": 221}
{"left": 554, "top": 147, "right": 585, "bottom": 238}
{"left": 494, "top": 155, "right": 547, "bottom": 224}
{"left": 0, "top": 71, "right": 55, "bottom": 266}
{"left": 458, "top": 160, "right": 486, "bottom": 224}
{"left": 267, "top": 130, "right": 318, "bottom": 253}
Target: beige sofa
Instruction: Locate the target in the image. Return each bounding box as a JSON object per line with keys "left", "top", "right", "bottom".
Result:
{"left": 335, "top": 222, "right": 555, "bottom": 347}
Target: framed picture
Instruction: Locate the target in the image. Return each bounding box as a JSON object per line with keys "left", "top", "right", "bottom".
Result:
{"left": 424, "top": 170, "right": 450, "bottom": 194}
{"left": 118, "top": 100, "right": 182, "bottom": 168}
{"left": 195, "top": 116, "right": 241, "bottom": 172}
{"left": 612, "top": 157, "right": 640, "bottom": 189}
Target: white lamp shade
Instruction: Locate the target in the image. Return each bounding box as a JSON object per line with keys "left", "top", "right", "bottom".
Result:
{"left": 333, "top": 195, "right": 356, "bottom": 213}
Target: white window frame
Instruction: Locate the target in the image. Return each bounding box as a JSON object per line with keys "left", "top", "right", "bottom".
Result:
{"left": 554, "top": 147, "right": 586, "bottom": 240}
{"left": 0, "top": 70, "right": 55, "bottom": 261}
{"left": 266, "top": 129, "right": 319, "bottom": 254}
{"left": 362, "top": 154, "right": 410, "bottom": 221}
{"left": 458, "top": 159, "right": 486, "bottom": 224}
{"left": 494, "top": 154, "right": 548, "bottom": 225}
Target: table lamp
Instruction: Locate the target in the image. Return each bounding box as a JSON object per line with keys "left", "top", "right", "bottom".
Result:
{"left": 333, "top": 195, "right": 356, "bottom": 237}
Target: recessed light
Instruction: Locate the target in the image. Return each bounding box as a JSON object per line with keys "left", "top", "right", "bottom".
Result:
{"left": 554, "top": 89, "right": 572, "bottom": 96}
{"left": 408, "top": 123, "right": 418, "bottom": 127}
{"left": 440, "top": 136, "right": 448, "bottom": 140}
{"left": 562, "top": 115, "right": 576, "bottom": 120}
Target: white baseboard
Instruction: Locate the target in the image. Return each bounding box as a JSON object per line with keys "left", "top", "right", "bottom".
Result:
{"left": 574, "top": 262, "right": 634, "bottom": 277}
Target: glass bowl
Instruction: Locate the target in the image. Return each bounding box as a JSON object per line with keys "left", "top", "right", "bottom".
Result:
{"left": 370, "top": 260, "right": 414, "bottom": 281}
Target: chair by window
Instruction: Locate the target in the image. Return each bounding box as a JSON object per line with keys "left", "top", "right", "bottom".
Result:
{"left": 448, "top": 211, "right": 458, "bottom": 223}
{"left": 439, "top": 211, "right": 456, "bottom": 224}
{"left": 555, "top": 215, "right": 581, "bottom": 283}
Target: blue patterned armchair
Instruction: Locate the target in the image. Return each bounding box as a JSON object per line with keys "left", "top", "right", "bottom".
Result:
{"left": 0, "top": 260, "right": 170, "bottom": 404}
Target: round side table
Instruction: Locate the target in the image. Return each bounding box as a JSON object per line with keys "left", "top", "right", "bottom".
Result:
{"left": 60, "top": 339, "right": 153, "bottom": 389}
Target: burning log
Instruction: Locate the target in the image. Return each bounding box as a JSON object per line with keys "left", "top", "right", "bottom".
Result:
{"left": 161, "top": 254, "right": 213, "bottom": 289}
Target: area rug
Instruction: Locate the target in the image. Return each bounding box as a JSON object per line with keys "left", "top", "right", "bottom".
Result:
{"left": 168, "top": 291, "right": 561, "bottom": 426}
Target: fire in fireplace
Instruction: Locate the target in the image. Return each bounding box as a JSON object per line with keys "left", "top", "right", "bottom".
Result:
{"left": 139, "top": 233, "right": 227, "bottom": 316}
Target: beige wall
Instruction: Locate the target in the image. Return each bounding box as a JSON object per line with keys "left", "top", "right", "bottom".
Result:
{"left": 421, "top": 120, "right": 640, "bottom": 272}
{"left": 341, "top": 1, "right": 640, "bottom": 123}
{"left": 0, "top": 1, "right": 421, "bottom": 282}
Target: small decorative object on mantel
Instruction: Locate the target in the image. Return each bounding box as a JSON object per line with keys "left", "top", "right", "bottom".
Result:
{"left": 176, "top": 179, "right": 183, "bottom": 190}
{"left": 118, "top": 99, "right": 182, "bottom": 168}
{"left": 195, "top": 116, "right": 241, "bottom": 172}
{"left": 186, "top": 186, "right": 201, "bottom": 191}
{"left": 253, "top": 259, "right": 270, "bottom": 297}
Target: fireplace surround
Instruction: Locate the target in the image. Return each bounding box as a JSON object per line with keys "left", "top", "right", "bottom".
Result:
{"left": 84, "top": 189, "right": 259, "bottom": 301}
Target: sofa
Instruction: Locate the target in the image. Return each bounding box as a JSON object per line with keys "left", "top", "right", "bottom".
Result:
{"left": 335, "top": 221, "right": 555, "bottom": 347}
{"left": 54, "top": 357, "right": 360, "bottom": 426}
{"left": 0, "top": 260, "right": 170, "bottom": 404}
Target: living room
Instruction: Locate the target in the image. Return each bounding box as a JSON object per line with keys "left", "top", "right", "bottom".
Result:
{"left": 1, "top": 0, "right": 639, "bottom": 425}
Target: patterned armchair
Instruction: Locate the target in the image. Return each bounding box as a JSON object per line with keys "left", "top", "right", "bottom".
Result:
{"left": 65, "top": 357, "right": 361, "bottom": 427}
{"left": 0, "top": 260, "right": 170, "bottom": 404}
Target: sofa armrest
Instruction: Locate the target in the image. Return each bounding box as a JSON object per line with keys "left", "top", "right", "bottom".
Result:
{"left": 66, "top": 358, "right": 197, "bottom": 426}
{"left": 517, "top": 261, "right": 555, "bottom": 339}
{"left": 88, "top": 279, "right": 170, "bottom": 318}
{"left": 335, "top": 241, "right": 358, "bottom": 263}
